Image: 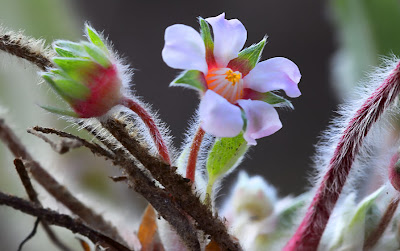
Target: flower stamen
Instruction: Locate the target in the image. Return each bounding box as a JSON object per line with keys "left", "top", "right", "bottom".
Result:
{"left": 205, "top": 68, "right": 244, "bottom": 103}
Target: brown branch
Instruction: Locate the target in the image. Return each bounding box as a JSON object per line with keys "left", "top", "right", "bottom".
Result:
{"left": 364, "top": 196, "right": 400, "bottom": 250}
{"left": 0, "top": 119, "right": 125, "bottom": 245}
{"left": 14, "top": 158, "right": 72, "bottom": 251}
{"left": 30, "top": 126, "right": 114, "bottom": 159}
{"left": 79, "top": 122, "right": 201, "bottom": 250}
{"left": 0, "top": 192, "right": 131, "bottom": 251}
{"left": 0, "top": 32, "right": 53, "bottom": 70}
{"left": 102, "top": 118, "right": 241, "bottom": 251}
{"left": 25, "top": 159, "right": 124, "bottom": 244}
{"left": 27, "top": 128, "right": 83, "bottom": 154}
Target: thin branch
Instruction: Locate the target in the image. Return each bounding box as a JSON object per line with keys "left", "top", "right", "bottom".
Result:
{"left": 27, "top": 128, "right": 83, "bottom": 154}
{"left": 25, "top": 159, "right": 124, "bottom": 244}
{"left": 0, "top": 119, "right": 125, "bottom": 245}
{"left": 0, "top": 32, "right": 53, "bottom": 70}
{"left": 14, "top": 158, "right": 71, "bottom": 251}
{"left": 186, "top": 126, "right": 205, "bottom": 182}
{"left": 30, "top": 126, "right": 114, "bottom": 159}
{"left": 102, "top": 118, "right": 241, "bottom": 251}
{"left": 18, "top": 217, "right": 40, "bottom": 251}
{"left": 0, "top": 192, "right": 131, "bottom": 251}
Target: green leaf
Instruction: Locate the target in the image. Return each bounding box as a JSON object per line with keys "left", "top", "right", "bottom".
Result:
{"left": 53, "top": 40, "right": 87, "bottom": 58}
{"left": 82, "top": 42, "right": 111, "bottom": 68}
{"left": 206, "top": 133, "right": 248, "bottom": 185}
{"left": 170, "top": 70, "right": 207, "bottom": 92}
{"left": 52, "top": 78, "right": 90, "bottom": 100}
{"left": 85, "top": 24, "right": 108, "bottom": 53}
{"left": 260, "top": 92, "right": 294, "bottom": 109}
{"left": 227, "top": 37, "right": 266, "bottom": 76}
{"left": 53, "top": 57, "right": 97, "bottom": 82}
{"left": 329, "top": 187, "right": 383, "bottom": 250}
{"left": 41, "top": 72, "right": 89, "bottom": 101}
{"left": 199, "top": 17, "right": 215, "bottom": 66}
{"left": 276, "top": 194, "right": 307, "bottom": 232}
{"left": 39, "top": 104, "right": 78, "bottom": 117}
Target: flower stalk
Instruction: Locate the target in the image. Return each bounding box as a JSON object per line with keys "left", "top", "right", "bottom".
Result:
{"left": 284, "top": 60, "right": 400, "bottom": 251}
{"left": 120, "top": 97, "right": 171, "bottom": 164}
{"left": 186, "top": 126, "right": 205, "bottom": 181}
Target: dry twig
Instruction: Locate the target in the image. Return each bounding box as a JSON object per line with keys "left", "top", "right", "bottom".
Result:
{"left": 0, "top": 192, "right": 131, "bottom": 251}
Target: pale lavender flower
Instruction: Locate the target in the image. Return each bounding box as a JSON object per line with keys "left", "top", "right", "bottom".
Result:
{"left": 162, "top": 13, "right": 301, "bottom": 145}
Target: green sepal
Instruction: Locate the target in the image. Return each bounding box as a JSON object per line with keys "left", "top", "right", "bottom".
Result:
{"left": 170, "top": 70, "right": 207, "bottom": 92}
{"left": 199, "top": 17, "right": 216, "bottom": 66}
{"left": 53, "top": 57, "right": 97, "bottom": 82}
{"left": 53, "top": 40, "right": 88, "bottom": 58}
{"left": 52, "top": 78, "right": 90, "bottom": 100}
{"left": 82, "top": 42, "right": 111, "bottom": 68}
{"left": 206, "top": 133, "right": 248, "bottom": 185}
{"left": 260, "top": 92, "right": 294, "bottom": 109}
{"left": 85, "top": 24, "right": 108, "bottom": 54}
{"left": 227, "top": 37, "right": 267, "bottom": 76}
{"left": 276, "top": 194, "right": 307, "bottom": 232}
{"left": 39, "top": 104, "right": 79, "bottom": 117}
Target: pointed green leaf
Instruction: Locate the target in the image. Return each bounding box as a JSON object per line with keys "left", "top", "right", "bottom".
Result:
{"left": 170, "top": 70, "right": 207, "bottom": 92}
{"left": 85, "top": 24, "right": 108, "bottom": 53}
{"left": 53, "top": 40, "right": 87, "bottom": 58}
{"left": 52, "top": 78, "right": 90, "bottom": 100}
{"left": 260, "top": 92, "right": 294, "bottom": 109}
{"left": 53, "top": 57, "right": 97, "bottom": 82}
{"left": 82, "top": 42, "right": 111, "bottom": 68}
{"left": 199, "top": 17, "right": 215, "bottom": 66}
{"left": 206, "top": 133, "right": 248, "bottom": 185}
{"left": 39, "top": 104, "right": 78, "bottom": 117}
{"left": 227, "top": 37, "right": 267, "bottom": 76}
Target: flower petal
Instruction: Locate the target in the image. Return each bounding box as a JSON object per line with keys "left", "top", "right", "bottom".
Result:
{"left": 237, "top": 99, "right": 282, "bottom": 145}
{"left": 162, "top": 24, "right": 208, "bottom": 74}
{"left": 199, "top": 90, "right": 243, "bottom": 137}
{"left": 206, "top": 13, "right": 247, "bottom": 67}
{"left": 243, "top": 57, "right": 301, "bottom": 98}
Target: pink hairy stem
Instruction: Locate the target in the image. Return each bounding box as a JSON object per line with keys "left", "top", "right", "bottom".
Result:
{"left": 120, "top": 98, "right": 171, "bottom": 165}
{"left": 186, "top": 126, "right": 206, "bottom": 182}
{"left": 284, "top": 61, "right": 400, "bottom": 251}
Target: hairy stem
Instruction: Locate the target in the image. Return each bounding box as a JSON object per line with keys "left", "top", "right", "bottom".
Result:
{"left": 186, "top": 126, "right": 205, "bottom": 182}
{"left": 0, "top": 32, "right": 52, "bottom": 70}
{"left": 284, "top": 61, "right": 400, "bottom": 251}
{"left": 0, "top": 192, "right": 131, "bottom": 251}
{"left": 102, "top": 118, "right": 242, "bottom": 251}
{"left": 120, "top": 97, "right": 171, "bottom": 165}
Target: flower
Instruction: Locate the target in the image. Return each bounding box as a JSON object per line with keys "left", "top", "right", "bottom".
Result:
{"left": 41, "top": 24, "right": 126, "bottom": 118}
{"left": 162, "top": 13, "right": 301, "bottom": 145}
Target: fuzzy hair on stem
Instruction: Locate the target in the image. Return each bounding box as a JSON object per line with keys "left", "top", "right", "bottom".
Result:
{"left": 0, "top": 26, "right": 54, "bottom": 70}
{"left": 285, "top": 57, "right": 400, "bottom": 251}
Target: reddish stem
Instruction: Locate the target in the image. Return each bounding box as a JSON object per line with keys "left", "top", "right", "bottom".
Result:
{"left": 186, "top": 127, "right": 206, "bottom": 182}
{"left": 284, "top": 61, "right": 400, "bottom": 251}
{"left": 121, "top": 98, "right": 171, "bottom": 165}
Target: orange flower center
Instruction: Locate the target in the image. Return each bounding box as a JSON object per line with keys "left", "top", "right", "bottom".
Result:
{"left": 205, "top": 68, "right": 244, "bottom": 103}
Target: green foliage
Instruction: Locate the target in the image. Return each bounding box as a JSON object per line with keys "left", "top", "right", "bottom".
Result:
{"left": 260, "top": 92, "right": 294, "bottom": 109}
{"left": 170, "top": 70, "right": 207, "bottom": 92}
{"left": 86, "top": 24, "right": 108, "bottom": 54}
{"left": 206, "top": 133, "right": 248, "bottom": 186}
{"left": 228, "top": 38, "right": 266, "bottom": 76}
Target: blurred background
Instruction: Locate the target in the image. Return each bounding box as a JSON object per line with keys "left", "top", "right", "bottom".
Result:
{"left": 0, "top": 0, "right": 400, "bottom": 250}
